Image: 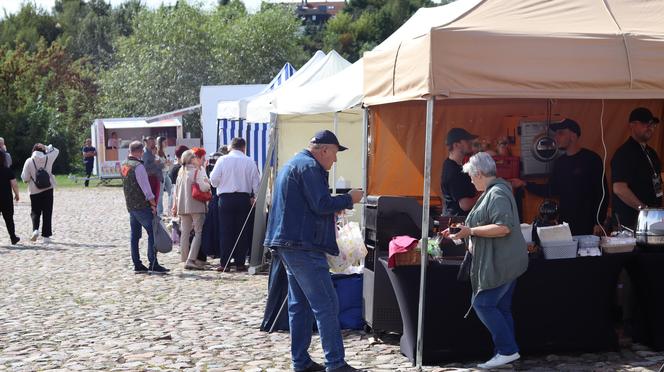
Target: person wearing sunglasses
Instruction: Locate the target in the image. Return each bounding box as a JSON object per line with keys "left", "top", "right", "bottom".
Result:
{"left": 611, "top": 107, "right": 663, "bottom": 229}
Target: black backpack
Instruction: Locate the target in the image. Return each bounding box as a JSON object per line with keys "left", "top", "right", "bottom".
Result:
{"left": 32, "top": 157, "right": 52, "bottom": 189}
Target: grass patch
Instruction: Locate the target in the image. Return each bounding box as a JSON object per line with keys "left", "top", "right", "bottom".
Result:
{"left": 17, "top": 174, "right": 123, "bottom": 190}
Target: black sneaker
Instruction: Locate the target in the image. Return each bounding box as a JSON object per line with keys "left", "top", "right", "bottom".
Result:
{"left": 296, "top": 361, "right": 325, "bottom": 372}
{"left": 328, "top": 365, "right": 366, "bottom": 372}
{"left": 10, "top": 236, "right": 20, "bottom": 245}
{"left": 134, "top": 264, "right": 149, "bottom": 273}
{"left": 149, "top": 264, "right": 170, "bottom": 274}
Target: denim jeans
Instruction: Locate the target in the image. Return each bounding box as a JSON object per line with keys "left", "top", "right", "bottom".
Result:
{"left": 129, "top": 207, "right": 158, "bottom": 268}
{"left": 278, "top": 248, "right": 346, "bottom": 371}
{"left": 472, "top": 280, "right": 519, "bottom": 356}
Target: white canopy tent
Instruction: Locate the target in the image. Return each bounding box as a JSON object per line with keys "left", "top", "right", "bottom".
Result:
{"left": 214, "top": 62, "right": 298, "bottom": 173}
{"left": 200, "top": 84, "right": 266, "bottom": 155}
{"left": 246, "top": 50, "right": 351, "bottom": 123}
{"left": 247, "top": 51, "right": 354, "bottom": 270}
{"left": 216, "top": 62, "right": 299, "bottom": 121}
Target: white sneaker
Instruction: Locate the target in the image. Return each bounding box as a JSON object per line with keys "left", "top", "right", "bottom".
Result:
{"left": 42, "top": 237, "right": 52, "bottom": 244}
{"left": 30, "top": 230, "right": 39, "bottom": 242}
{"left": 477, "top": 353, "right": 520, "bottom": 369}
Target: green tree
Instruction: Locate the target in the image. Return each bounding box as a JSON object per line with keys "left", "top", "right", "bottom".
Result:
{"left": 0, "top": 42, "right": 97, "bottom": 173}
{"left": 99, "top": 2, "right": 219, "bottom": 133}
{"left": 54, "top": 0, "right": 144, "bottom": 69}
{"left": 0, "top": 3, "right": 61, "bottom": 51}
{"left": 217, "top": 5, "right": 308, "bottom": 84}
{"left": 99, "top": 1, "right": 307, "bottom": 134}
{"left": 323, "top": 0, "right": 437, "bottom": 61}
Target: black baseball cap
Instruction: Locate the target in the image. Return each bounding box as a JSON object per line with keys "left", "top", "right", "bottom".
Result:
{"left": 550, "top": 118, "right": 581, "bottom": 137}
{"left": 310, "top": 130, "right": 348, "bottom": 151}
{"left": 629, "top": 107, "right": 660, "bottom": 125}
{"left": 446, "top": 128, "right": 478, "bottom": 146}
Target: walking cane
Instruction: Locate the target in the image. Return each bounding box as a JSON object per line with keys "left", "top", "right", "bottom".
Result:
{"left": 269, "top": 296, "right": 289, "bottom": 333}
{"left": 222, "top": 198, "right": 257, "bottom": 272}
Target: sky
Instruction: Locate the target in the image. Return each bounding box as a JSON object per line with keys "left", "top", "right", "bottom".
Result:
{"left": 0, "top": 0, "right": 272, "bottom": 17}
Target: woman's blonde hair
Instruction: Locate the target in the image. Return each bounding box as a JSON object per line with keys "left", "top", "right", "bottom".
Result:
{"left": 178, "top": 150, "right": 196, "bottom": 180}
{"left": 180, "top": 150, "right": 196, "bottom": 166}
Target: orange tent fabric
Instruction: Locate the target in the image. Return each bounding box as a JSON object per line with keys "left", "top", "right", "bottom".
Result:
{"left": 368, "top": 99, "right": 664, "bottom": 199}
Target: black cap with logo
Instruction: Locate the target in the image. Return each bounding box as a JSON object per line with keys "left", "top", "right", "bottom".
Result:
{"left": 629, "top": 107, "right": 660, "bottom": 125}
{"left": 446, "top": 128, "right": 478, "bottom": 146}
{"left": 310, "top": 130, "right": 348, "bottom": 151}
{"left": 550, "top": 118, "right": 581, "bottom": 137}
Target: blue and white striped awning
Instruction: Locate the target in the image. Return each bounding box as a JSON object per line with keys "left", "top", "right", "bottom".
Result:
{"left": 216, "top": 62, "right": 295, "bottom": 173}
{"left": 218, "top": 119, "right": 271, "bottom": 174}
{"left": 265, "top": 62, "right": 295, "bottom": 93}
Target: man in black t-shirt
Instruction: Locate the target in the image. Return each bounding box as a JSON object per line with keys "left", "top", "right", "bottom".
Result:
{"left": 441, "top": 128, "right": 479, "bottom": 216}
{"left": 515, "top": 119, "right": 608, "bottom": 236}
{"left": 611, "top": 107, "right": 663, "bottom": 229}
{"left": 81, "top": 138, "right": 97, "bottom": 187}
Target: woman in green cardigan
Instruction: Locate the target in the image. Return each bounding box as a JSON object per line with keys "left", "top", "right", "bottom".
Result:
{"left": 447, "top": 152, "right": 528, "bottom": 369}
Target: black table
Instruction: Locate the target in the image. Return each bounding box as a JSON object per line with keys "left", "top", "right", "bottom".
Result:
{"left": 629, "top": 251, "right": 664, "bottom": 351}
{"left": 381, "top": 254, "right": 627, "bottom": 364}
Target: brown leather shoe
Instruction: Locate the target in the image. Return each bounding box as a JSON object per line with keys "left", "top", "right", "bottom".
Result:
{"left": 216, "top": 266, "right": 231, "bottom": 272}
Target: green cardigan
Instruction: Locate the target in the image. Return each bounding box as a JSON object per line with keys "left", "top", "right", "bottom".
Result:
{"left": 465, "top": 178, "right": 528, "bottom": 295}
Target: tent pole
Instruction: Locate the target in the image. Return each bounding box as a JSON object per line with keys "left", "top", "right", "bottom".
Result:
{"left": 332, "top": 111, "right": 339, "bottom": 194}
{"left": 361, "top": 108, "right": 368, "bottom": 232}
{"left": 416, "top": 97, "right": 434, "bottom": 368}
{"left": 249, "top": 113, "right": 278, "bottom": 273}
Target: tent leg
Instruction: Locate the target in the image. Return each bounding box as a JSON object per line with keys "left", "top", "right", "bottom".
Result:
{"left": 361, "top": 108, "right": 368, "bottom": 232}
{"left": 249, "top": 113, "right": 278, "bottom": 273}
{"left": 416, "top": 97, "right": 434, "bottom": 368}
{"left": 332, "top": 111, "right": 339, "bottom": 194}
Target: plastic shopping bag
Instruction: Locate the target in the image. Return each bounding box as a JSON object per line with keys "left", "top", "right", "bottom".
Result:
{"left": 153, "top": 216, "right": 173, "bottom": 254}
{"left": 327, "top": 220, "right": 368, "bottom": 273}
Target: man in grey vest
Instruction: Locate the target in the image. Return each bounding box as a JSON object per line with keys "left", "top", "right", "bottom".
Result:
{"left": 121, "top": 141, "right": 169, "bottom": 274}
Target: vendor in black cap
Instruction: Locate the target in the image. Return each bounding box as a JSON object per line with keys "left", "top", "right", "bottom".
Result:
{"left": 513, "top": 118, "right": 608, "bottom": 235}
{"left": 611, "top": 107, "right": 663, "bottom": 228}
{"left": 441, "top": 128, "right": 479, "bottom": 216}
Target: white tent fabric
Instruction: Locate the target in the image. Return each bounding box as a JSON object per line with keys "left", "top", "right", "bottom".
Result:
{"left": 200, "top": 84, "right": 266, "bottom": 155}
{"left": 273, "top": 60, "right": 363, "bottom": 115}
{"left": 270, "top": 1, "right": 482, "bottom": 115}
{"left": 214, "top": 62, "right": 299, "bottom": 174}
{"left": 245, "top": 50, "right": 351, "bottom": 123}
{"left": 217, "top": 62, "right": 301, "bottom": 121}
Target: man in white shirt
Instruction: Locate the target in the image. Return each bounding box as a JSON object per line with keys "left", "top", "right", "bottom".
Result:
{"left": 209, "top": 137, "right": 260, "bottom": 272}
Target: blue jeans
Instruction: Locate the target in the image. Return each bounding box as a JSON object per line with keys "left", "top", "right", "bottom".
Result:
{"left": 278, "top": 248, "right": 346, "bottom": 371}
{"left": 129, "top": 208, "right": 158, "bottom": 268}
{"left": 472, "top": 280, "right": 519, "bottom": 356}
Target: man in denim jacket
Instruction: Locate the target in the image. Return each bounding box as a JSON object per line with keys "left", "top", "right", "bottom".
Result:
{"left": 265, "top": 130, "right": 363, "bottom": 372}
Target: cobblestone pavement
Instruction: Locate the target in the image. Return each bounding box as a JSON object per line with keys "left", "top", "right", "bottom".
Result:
{"left": 1, "top": 188, "right": 663, "bottom": 371}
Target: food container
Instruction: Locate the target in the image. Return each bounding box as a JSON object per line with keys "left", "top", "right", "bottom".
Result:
{"left": 541, "top": 239, "right": 578, "bottom": 260}
{"left": 574, "top": 235, "right": 600, "bottom": 248}
{"left": 537, "top": 223, "right": 573, "bottom": 243}
{"left": 394, "top": 248, "right": 421, "bottom": 266}
{"left": 635, "top": 208, "right": 664, "bottom": 246}
{"left": 600, "top": 237, "right": 636, "bottom": 254}
{"left": 521, "top": 223, "right": 533, "bottom": 243}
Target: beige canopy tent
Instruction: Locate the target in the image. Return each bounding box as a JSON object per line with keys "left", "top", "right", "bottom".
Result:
{"left": 361, "top": 0, "right": 664, "bottom": 366}
{"left": 365, "top": 0, "right": 664, "bottom": 104}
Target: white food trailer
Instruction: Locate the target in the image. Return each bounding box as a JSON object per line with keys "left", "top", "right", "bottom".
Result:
{"left": 90, "top": 117, "right": 199, "bottom": 179}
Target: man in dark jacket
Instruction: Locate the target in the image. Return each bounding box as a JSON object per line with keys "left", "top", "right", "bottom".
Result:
{"left": 515, "top": 119, "right": 608, "bottom": 235}
{"left": 264, "top": 130, "right": 363, "bottom": 372}
{"left": 122, "top": 141, "right": 169, "bottom": 274}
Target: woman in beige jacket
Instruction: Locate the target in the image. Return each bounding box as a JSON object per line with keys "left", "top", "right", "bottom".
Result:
{"left": 172, "top": 150, "right": 211, "bottom": 270}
